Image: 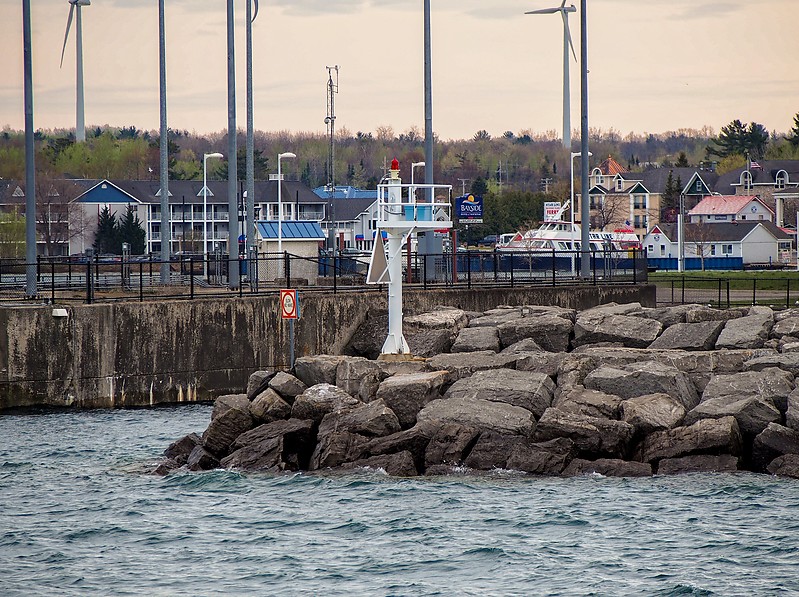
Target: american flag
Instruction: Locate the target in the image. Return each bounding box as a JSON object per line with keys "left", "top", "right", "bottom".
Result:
{"left": 750, "top": 160, "right": 762, "bottom": 170}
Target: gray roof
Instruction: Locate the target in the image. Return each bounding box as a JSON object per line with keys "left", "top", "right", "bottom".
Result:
{"left": 716, "top": 160, "right": 799, "bottom": 195}
{"left": 624, "top": 168, "right": 719, "bottom": 195}
{"left": 325, "top": 197, "right": 376, "bottom": 222}
{"left": 652, "top": 221, "right": 792, "bottom": 243}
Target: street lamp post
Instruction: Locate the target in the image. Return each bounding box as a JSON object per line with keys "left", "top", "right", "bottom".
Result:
{"left": 203, "top": 152, "right": 223, "bottom": 277}
{"left": 411, "top": 161, "right": 425, "bottom": 206}
{"left": 277, "top": 152, "right": 296, "bottom": 257}
{"left": 570, "top": 150, "right": 592, "bottom": 276}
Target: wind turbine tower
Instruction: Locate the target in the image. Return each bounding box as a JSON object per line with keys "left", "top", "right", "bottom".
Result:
{"left": 60, "top": 0, "right": 91, "bottom": 142}
{"left": 526, "top": 1, "right": 577, "bottom": 149}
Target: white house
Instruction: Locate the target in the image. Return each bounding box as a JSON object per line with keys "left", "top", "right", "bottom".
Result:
{"left": 644, "top": 221, "right": 792, "bottom": 269}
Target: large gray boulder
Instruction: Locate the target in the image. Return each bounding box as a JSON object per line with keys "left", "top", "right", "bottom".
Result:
{"left": 309, "top": 430, "right": 368, "bottom": 470}
{"left": 463, "top": 432, "right": 527, "bottom": 470}
{"left": 685, "top": 306, "right": 745, "bottom": 323}
{"left": 553, "top": 387, "right": 622, "bottom": 420}
{"left": 684, "top": 395, "right": 781, "bottom": 437}
{"left": 657, "top": 454, "right": 739, "bottom": 475}
{"left": 743, "top": 353, "right": 799, "bottom": 379}
{"left": 505, "top": 437, "right": 577, "bottom": 475}
{"left": 766, "top": 454, "right": 799, "bottom": 478}
{"left": 751, "top": 423, "right": 799, "bottom": 472}
{"left": 444, "top": 369, "right": 555, "bottom": 418}
{"left": 497, "top": 314, "right": 573, "bottom": 353}
{"left": 405, "top": 308, "right": 469, "bottom": 332}
{"left": 336, "top": 357, "right": 388, "bottom": 402}
{"left": 562, "top": 458, "right": 652, "bottom": 477}
{"left": 187, "top": 445, "right": 220, "bottom": 471}
{"left": 620, "top": 393, "right": 686, "bottom": 435}
{"left": 534, "top": 408, "right": 635, "bottom": 458}
{"left": 246, "top": 370, "right": 275, "bottom": 400}
{"left": 501, "top": 338, "right": 545, "bottom": 354}
{"left": 648, "top": 321, "right": 725, "bottom": 351}
{"left": 635, "top": 304, "right": 705, "bottom": 328}
{"left": 583, "top": 361, "right": 699, "bottom": 410}
{"left": 291, "top": 383, "right": 362, "bottom": 424}
{"left": 572, "top": 314, "right": 662, "bottom": 349}
{"left": 451, "top": 326, "right": 501, "bottom": 353}
{"left": 222, "top": 419, "right": 315, "bottom": 472}
{"left": 515, "top": 352, "right": 568, "bottom": 379}
{"left": 424, "top": 423, "right": 480, "bottom": 467}
{"left": 554, "top": 356, "right": 599, "bottom": 401}
{"left": 417, "top": 397, "right": 536, "bottom": 436}
{"left": 407, "top": 329, "right": 457, "bottom": 358}
{"left": 203, "top": 398, "right": 255, "bottom": 456}
{"left": 580, "top": 302, "right": 643, "bottom": 318}
{"left": 787, "top": 388, "right": 799, "bottom": 432}
{"left": 638, "top": 416, "right": 743, "bottom": 464}
{"left": 163, "top": 433, "right": 202, "bottom": 466}
{"left": 701, "top": 369, "right": 794, "bottom": 414}
{"left": 250, "top": 388, "right": 292, "bottom": 423}
{"left": 339, "top": 451, "right": 419, "bottom": 477}
{"left": 268, "top": 372, "right": 307, "bottom": 401}
{"left": 716, "top": 310, "right": 774, "bottom": 349}
{"left": 359, "top": 422, "right": 438, "bottom": 469}
{"left": 316, "top": 399, "right": 401, "bottom": 439}
{"left": 468, "top": 309, "right": 523, "bottom": 328}
{"left": 210, "top": 394, "right": 251, "bottom": 421}
{"left": 375, "top": 371, "right": 448, "bottom": 429}
{"left": 772, "top": 316, "right": 799, "bottom": 340}
{"left": 426, "top": 351, "right": 519, "bottom": 382}
{"left": 294, "top": 355, "right": 347, "bottom": 387}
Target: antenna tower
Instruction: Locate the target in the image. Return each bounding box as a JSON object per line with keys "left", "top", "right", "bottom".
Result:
{"left": 325, "top": 65, "right": 339, "bottom": 192}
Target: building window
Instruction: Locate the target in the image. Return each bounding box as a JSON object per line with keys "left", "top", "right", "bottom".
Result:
{"left": 741, "top": 171, "right": 753, "bottom": 191}
{"left": 634, "top": 215, "right": 641, "bottom": 228}
{"left": 660, "top": 245, "right": 666, "bottom": 256}
{"left": 616, "top": 179, "right": 623, "bottom": 191}
{"left": 696, "top": 180, "right": 702, "bottom": 192}
{"left": 711, "top": 245, "right": 716, "bottom": 256}
{"left": 722, "top": 244, "right": 733, "bottom": 255}
{"left": 647, "top": 244, "right": 654, "bottom": 253}
{"left": 776, "top": 172, "right": 787, "bottom": 190}
{"left": 740, "top": 215, "right": 746, "bottom": 220}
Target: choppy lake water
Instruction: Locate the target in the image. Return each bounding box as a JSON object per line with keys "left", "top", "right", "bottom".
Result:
{"left": 2, "top": 405, "right": 799, "bottom": 596}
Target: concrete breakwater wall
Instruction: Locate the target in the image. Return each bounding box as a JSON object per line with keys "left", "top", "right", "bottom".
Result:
{"left": 0, "top": 284, "right": 654, "bottom": 410}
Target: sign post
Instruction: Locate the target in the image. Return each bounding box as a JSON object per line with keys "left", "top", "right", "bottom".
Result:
{"left": 280, "top": 289, "right": 299, "bottom": 368}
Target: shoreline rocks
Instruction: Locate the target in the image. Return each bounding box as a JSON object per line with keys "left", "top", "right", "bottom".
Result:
{"left": 156, "top": 302, "right": 799, "bottom": 480}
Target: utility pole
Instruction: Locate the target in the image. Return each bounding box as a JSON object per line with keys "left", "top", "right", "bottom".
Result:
{"left": 457, "top": 178, "right": 470, "bottom": 196}
{"left": 325, "top": 66, "right": 339, "bottom": 254}
{"left": 226, "top": 0, "right": 238, "bottom": 289}
{"left": 579, "top": 0, "right": 591, "bottom": 278}
{"left": 23, "top": 0, "right": 36, "bottom": 298}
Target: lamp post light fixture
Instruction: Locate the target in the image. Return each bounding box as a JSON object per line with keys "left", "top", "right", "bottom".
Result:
{"left": 410, "top": 161, "right": 425, "bottom": 204}
{"left": 277, "top": 152, "right": 296, "bottom": 256}
{"left": 570, "top": 150, "right": 591, "bottom": 276}
{"left": 203, "top": 152, "right": 223, "bottom": 277}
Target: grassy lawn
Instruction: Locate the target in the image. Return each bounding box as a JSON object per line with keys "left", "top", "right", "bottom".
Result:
{"left": 650, "top": 270, "right": 799, "bottom": 290}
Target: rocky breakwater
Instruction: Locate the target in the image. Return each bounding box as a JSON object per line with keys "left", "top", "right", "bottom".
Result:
{"left": 156, "top": 303, "right": 799, "bottom": 479}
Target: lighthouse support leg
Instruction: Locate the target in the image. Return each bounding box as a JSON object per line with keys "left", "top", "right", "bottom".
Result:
{"left": 381, "top": 231, "right": 410, "bottom": 355}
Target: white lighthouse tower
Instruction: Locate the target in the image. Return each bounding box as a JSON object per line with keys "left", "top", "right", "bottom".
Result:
{"left": 367, "top": 159, "right": 453, "bottom": 356}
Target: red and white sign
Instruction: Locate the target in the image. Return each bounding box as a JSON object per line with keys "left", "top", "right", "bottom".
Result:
{"left": 280, "top": 289, "right": 299, "bottom": 319}
{"left": 544, "top": 201, "right": 562, "bottom": 222}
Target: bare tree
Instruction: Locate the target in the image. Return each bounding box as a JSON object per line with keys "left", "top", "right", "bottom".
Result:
{"left": 590, "top": 194, "right": 625, "bottom": 231}
{"left": 689, "top": 220, "right": 715, "bottom": 271}
{"left": 34, "top": 177, "right": 89, "bottom": 256}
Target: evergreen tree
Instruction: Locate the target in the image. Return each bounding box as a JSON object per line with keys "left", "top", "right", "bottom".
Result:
{"left": 118, "top": 206, "right": 146, "bottom": 254}
{"left": 788, "top": 112, "right": 799, "bottom": 148}
{"left": 470, "top": 176, "right": 488, "bottom": 196}
{"left": 93, "top": 206, "right": 119, "bottom": 254}
{"left": 707, "top": 119, "right": 769, "bottom": 159}
{"left": 675, "top": 152, "right": 689, "bottom": 167}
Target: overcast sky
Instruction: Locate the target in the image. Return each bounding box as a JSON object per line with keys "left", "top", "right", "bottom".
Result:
{"left": 1, "top": 0, "right": 797, "bottom": 141}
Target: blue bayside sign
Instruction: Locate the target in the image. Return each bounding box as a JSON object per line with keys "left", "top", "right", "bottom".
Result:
{"left": 456, "top": 194, "right": 483, "bottom": 223}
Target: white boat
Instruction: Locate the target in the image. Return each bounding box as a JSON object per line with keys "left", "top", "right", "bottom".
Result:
{"left": 496, "top": 201, "right": 641, "bottom": 252}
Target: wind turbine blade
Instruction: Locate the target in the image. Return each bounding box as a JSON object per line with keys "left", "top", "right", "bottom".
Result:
{"left": 60, "top": 3, "right": 75, "bottom": 68}
{"left": 251, "top": 0, "right": 259, "bottom": 22}
{"left": 525, "top": 8, "right": 560, "bottom": 14}
{"left": 563, "top": 12, "right": 577, "bottom": 62}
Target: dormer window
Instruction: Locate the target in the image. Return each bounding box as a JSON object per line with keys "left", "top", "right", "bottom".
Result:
{"left": 776, "top": 171, "right": 788, "bottom": 190}
{"left": 741, "top": 171, "right": 753, "bottom": 192}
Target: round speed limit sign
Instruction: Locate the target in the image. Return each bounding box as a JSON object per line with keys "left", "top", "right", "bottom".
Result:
{"left": 280, "top": 289, "right": 299, "bottom": 319}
